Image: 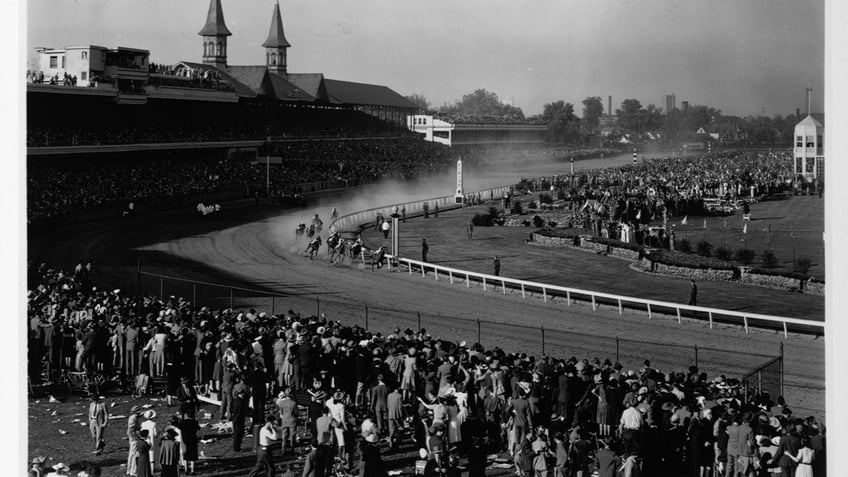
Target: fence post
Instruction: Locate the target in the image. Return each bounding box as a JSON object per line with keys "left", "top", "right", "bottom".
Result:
{"left": 192, "top": 283, "right": 197, "bottom": 312}
{"left": 136, "top": 260, "right": 141, "bottom": 296}
{"left": 417, "top": 312, "right": 421, "bottom": 331}
{"left": 316, "top": 297, "right": 320, "bottom": 317}
{"left": 159, "top": 276, "right": 164, "bottom": 300}
{"left": 477, "top": 319, "right": 481, "bottom": 344}
{"left": 541, "top": 326, "right": 545, "bottom": 355}
{"left": 229, "top": 288, "right": 234, "bottom": 309}
{"left": 779, "top": 342, "right": 784, "bottom": 398}
{"left": 272, "top": 296, "right": 276, "bottom": 316}
{"left": 695, "top": 344, "right": 699, "bottom": 369}
{"left": 365, "top": 306, "right": 369, "bottom": 331}
{"left": 616, "top": 336, "right": 620, "bottom": 363}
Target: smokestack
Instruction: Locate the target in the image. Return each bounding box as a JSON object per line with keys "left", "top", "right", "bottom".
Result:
{"left": 796, "top": 108, "right": 801, "bottom": 121}
{"left": 608, "top": 96, "right": 612, "bottom": 116}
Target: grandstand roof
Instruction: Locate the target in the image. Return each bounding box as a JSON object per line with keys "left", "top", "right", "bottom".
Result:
{"left": 198, "top": 0, "right": 232, "bottom": 37}
{"left": 262, "top": 2, "right": 291, "bottom": 49}
{"left": 227, "top": 65, "right": 312, "bottom": 102}
{"left": 285, "top": 73, "right": 328, "bottom": 102}
{"left": 324, "top": 79, "right": 417, "bottom": 109}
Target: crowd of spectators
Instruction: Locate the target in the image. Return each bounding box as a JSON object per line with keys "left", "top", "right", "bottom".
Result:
{"left": 28, "top": 260, "right": 825, "bottom": 477}
{"left": 27, "top": 107, "right": 410, "bottom": 148}
{"left": 518, "top": 150, "right": 796, "bottom": 245}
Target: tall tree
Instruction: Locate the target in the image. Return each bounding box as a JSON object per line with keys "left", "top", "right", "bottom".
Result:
{"left": 405, "top": 93, "right": 431, "bottom": 113}
{"left": 542, "top": 100, "right": 579, "bottom": 144}
{"left": 581, "top": 96, "right": 604, "bottom": 129}
{"left": 438, "top": 89, "right": 524, "bottom": 122}
{"left": 615, "top": 98, "right": 643, "bottom": 131}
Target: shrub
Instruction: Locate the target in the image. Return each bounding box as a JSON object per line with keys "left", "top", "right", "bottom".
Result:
{"left": 794, "top": 257, "right": 812, "bottom": 276}
{"left": 511, "top": 201, "right": 524, "bottom": 215}
{"left": 532, "top": 215, "right": 545, "bottom": 228}
{"left": 527, "top": 200, "right": 538, "bottom": 209}
{"left": 715, "top": 247, "right": 733, "bottom": 261}
{"left": 557, "top": 189, "right": 567, "bottom": 201}
{"left": 676, "top": 238, "right": 692, "bottom": 253}
{"left": 539, "top": 193, "right": 554, "bottom": 205}
{"left": 736, "top": 248, "right": 756, "bottom": 265}
{"left": 761, "top": 250, "right": 779, "bottom": 269}
{"left": 651, "top": 249, "right": 734, "bottom": 270}
{"left": 514, "top": 179, "right": 532, "bottom": 192}
{"left": 487, "top": 206, "right": 501, "bottom": 220}
{"left": 471, "top": 213, "right": 490, "bottom": 226}
{"left": 696, "top": 240, "right": 713, "bottom": 257}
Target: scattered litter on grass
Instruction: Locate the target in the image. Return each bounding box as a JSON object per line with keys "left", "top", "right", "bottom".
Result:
{"left": 110, "top": 402, "right": 117, "bottom": 407}
{"left": 80, "top": 423, "right": 87, "bottom": 426}
{"left": 58, "top": 430, "right": 67, "bottom": 435}
{"left": 388, "top": 471, "right": 402, "bottom": 476}
{"left": 49, "top": 395, "right": 59, "bottom": 403}
{"left": 34, "top": 400, "right": 40, "bottom": 404}
{"left": 202, "top": 412, "right": 212, "bottom": 419}
{"left": 71, "top": 418, "right": 80, "bottom": 422}
{"left": 489, "top": 463, "right": 513, "bottom": 469}
{"left": 51, "top": 411, "right": 58, "bottom": 416}
{"left": 200, "top": 438, "right": 215, "bottom": 444}
{"left": 199, "top": 423, "right": 208, "bottom": 428}
{"left": 74, "top": 413, "right": 84, "bottom": 416}
{"left": 109, "top": 415, "right": 127, "bottom": 420}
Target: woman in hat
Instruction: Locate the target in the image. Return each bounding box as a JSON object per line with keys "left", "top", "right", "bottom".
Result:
{"left": 140, "top": 410, "right": 159, "bottom": 473}
{"left": 159, "top": 429, "right": 181, "bottom": 477}
{"left": 592, "top": 373, "right": 610, "bottom": 437}
{"left": 178, "top": 411, "right": 199, "bottom": 475}
{"left": 788, "top": 437, "right": 815, "bottom": 477}
{"left": 327, "top": 391, "right": 350, "bottom": 467}
{"left": 401, "top": 347, "right": 418, "bottom": 404}
{"left": 136, "top": 430, "right": 152, "bottom": 477}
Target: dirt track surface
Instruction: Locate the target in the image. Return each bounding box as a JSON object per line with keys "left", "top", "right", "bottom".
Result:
{"left": 28, "top": 192, "right": 825, "bottom": 419}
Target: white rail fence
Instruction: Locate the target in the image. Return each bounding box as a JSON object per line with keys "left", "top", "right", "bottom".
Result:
{"left": 329, "top": 188, "right": 824, "bottom": 338}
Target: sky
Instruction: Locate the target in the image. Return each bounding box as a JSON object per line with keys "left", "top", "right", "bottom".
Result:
{"left": 26, "top": 0, "right": 825, "bottom": 118}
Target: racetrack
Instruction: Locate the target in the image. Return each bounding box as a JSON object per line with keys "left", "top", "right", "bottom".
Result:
{"left": 27, "top": 153, "right": 826, "bottom": 419}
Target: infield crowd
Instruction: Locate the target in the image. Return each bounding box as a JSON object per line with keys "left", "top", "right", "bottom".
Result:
{"left": 28, "top": 260, "right": 825, "bottom": 477}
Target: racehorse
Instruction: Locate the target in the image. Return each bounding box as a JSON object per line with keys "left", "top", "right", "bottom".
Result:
{"left": 305, "top": 236, "right": 322, "bottom": 259}
{"left": 349, "top": 241, "right": 365, "bottom": 262}
{"left": 370, "top": 246, "right": 387, "bottom": 271}
{"left": 306, "top": 224, "right": 316, "bottom": 239}
{"left": 295, "top": 222, "right": 306, "bottom": 240}
{"left": 331, "top": 239, "right": 347, "bottom": 264}
{"left": 326, "top": 233, "right": 340, "bottom": 256}
{"left": 330, "top": 207, "right": 338, "bottom": 219}
{"left": 312, "top": 214, "right": 323, "bottom": 234}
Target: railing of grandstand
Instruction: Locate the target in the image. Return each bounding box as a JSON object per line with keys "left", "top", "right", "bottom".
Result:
{"left": 329, "top": 189, "right": 824, "bottom": 339}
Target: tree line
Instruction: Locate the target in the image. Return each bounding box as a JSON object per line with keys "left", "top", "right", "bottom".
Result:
{"left": 406, "top": 89, "right": 806, "bottom": 146}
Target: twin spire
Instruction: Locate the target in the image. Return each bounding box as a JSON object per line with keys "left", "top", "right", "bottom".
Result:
{"left": 199, "top": 0, "right": 290, "bottom": 71}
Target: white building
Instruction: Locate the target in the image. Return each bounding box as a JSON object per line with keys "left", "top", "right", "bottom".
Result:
{"left": 407, "top": 115, "right": 454, "bottom": 146}
{"left": 793, "top": 115, "right": 824, "bottom": 186}
{"left": 34, "top": 45, "right": 109, "bottom": 85}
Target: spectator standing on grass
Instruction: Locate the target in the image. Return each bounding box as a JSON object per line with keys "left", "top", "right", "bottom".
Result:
{"left": 159, "top": 429, "right": 180, "bottom": 477}
{"left": 493, "top": 256, "right": 501, "bottom": 277}
{"left": 422, "top": 239, "right": 429, "bottom": 262}
{"left": 467, "top": 221, "right": 473, "bottom": 239}
{"left": 88, "top": 395, "right": 109, "bottom": 455}
{"left": 135, "top": 430, "right": 152, "bottom": 477}
{"left": 381, "top": 219, "right": 390, "bottom": 239}
{"left": 688, "top": 280, "right": 697, "bottom": 306}
{"left": 248, "top": 414, "right": 280, "bottom": 477}
{"left": 178, "top": 411, "right": 200, "bottom": 475}
{"left": 277, "top": 387, "right": 299, "bottom": 456}
{"left": 127, "top": 405, "right": 142, "bottom": 477}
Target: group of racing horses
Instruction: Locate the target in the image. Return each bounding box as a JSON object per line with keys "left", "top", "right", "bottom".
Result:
{"left": 295, "top": 211, "right": 387, "bottom": 269}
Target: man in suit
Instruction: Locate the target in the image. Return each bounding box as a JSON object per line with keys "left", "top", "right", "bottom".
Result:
{"left": 386, "top": 387, "right": 405, "bottom": 450}
{"left": 276, "top": 387, "right": 299, "bottom": 456}
{"left": 509, "top": 389, "right": 533, "bottom": 454}
{"left": 315, "top": 406, "right": 333, "bottom": 446}
{"left": 370, "top": 375, "right": 390, "bottom": 437}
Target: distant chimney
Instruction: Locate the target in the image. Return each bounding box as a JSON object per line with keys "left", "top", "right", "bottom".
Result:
{"left": 608, "top": 96, "right": 612, "bottom": 116}
{"left": 796, "top": 108, "right": 801, "bottom": 120}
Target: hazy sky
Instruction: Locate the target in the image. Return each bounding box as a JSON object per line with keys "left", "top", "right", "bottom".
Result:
{"left": 26, "top": 0, "right": 824, "bottom": 117}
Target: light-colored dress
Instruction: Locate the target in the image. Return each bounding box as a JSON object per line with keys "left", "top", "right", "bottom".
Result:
{"left": 401, "top": 355, "right": 417, "bottom": 391}
{"left": 794, "top": 448, "right": 814, "bottom": 477}
{"left": 326, "top": 398, "right": 347, "bottom": 446}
